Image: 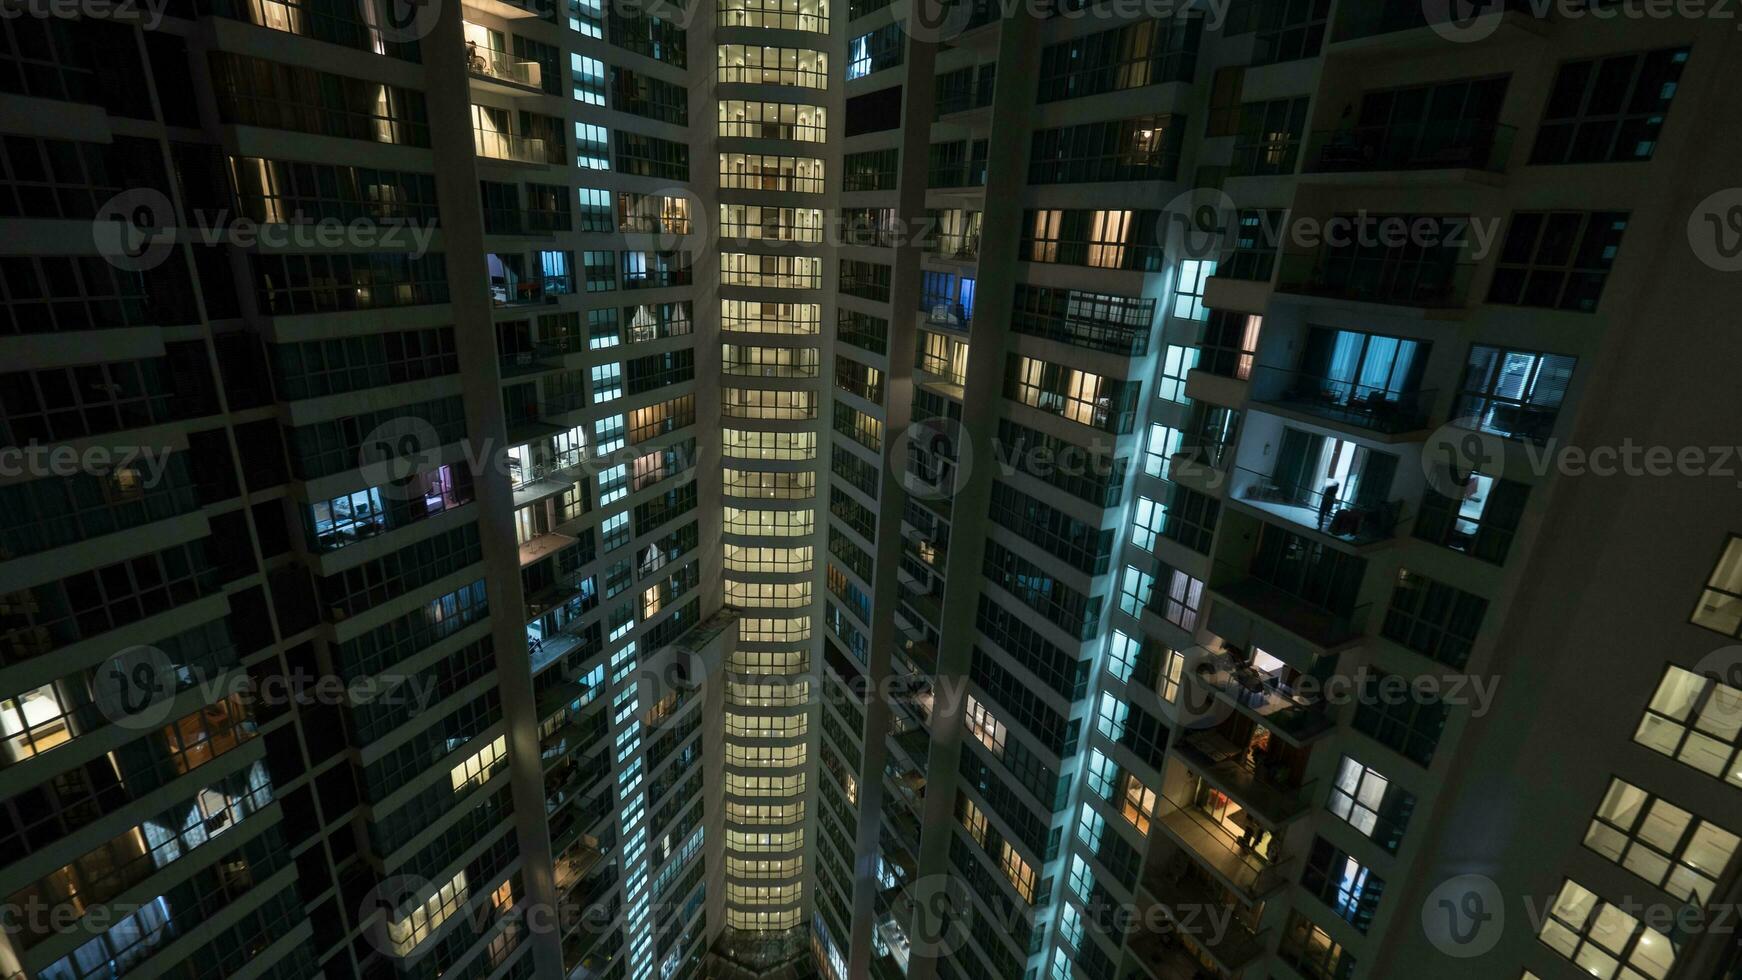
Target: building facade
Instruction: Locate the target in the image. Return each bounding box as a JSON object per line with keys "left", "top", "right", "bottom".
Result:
{"left": 2, "top": 2, "right": 1742, "bottom": 980}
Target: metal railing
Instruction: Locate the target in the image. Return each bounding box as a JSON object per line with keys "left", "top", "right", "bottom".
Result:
{"left": 473, "top": 129, "right": 549, "bottom": 163}
{"left": 466, "top": 47, "right": 543, "bottom": 88}
{"left": 1248, "top": 363, "right": 1435, "bottom": 435}
{"left": 1228, "top": 464, "right": 1403, "bottom": 544}
{"left": 1275, "top": 250, "right": 1475, "bottom": 309}
{"left": 1306, "top": 120, "right": 1517, "bottom": 174}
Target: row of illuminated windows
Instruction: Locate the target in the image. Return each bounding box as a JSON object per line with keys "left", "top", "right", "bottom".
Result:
{"left": 726, "top": 856, "right": 804, "bottom": 879}
{"left": 725, "top": 712, "right": 808, "bottom": 738}
{"left": 726, "top": 906, "right": 803, "bottom": 932}
{"left": 724, "top": 429, "right": 817, "bottom": 460}
{"left": 725, "top": 773, "right": 807, "bottom": 797}
{"left": 725, "top": 743, "right": 808, "bottom": 767}
{"left": 723, "top": 344, "right": 821, "bottom": 379}
{"left": 723, "top": 300, "right": 822, "bottom": 335}
{"left": 720, "top": 153, "right": 825, "bottom": 193}
{"left": 723, "top": 507, "right": 816, "bottom": 537}
{"left": 717, "top": 45, "right": 828, "bottom": 88}
{"left": 728, "top": 645, "right": 810, "bottom": 672}
{"left": 721, "top": 388, "right": 818, "bottom": 421}
{"left": 720, "top": 252, "right": 824, "bottom": 290}
{"left": 724, "top": 579, "right": 814, "bottom": 609}
{"left": 718, "top": 0, "right": 828, "bottom": 32}
{"left": 724, "top": 545, "right": 814, "bottom": 574}
{"left": 726, "top": 829, "right": 804, "bottom": 853}
{"left": 719, "top": 101, "right": 826, "bottom": 142}
{"left": 721, "top": 205, "right": 826, "bottom": 244}
{"left": 724, "top": 469, "right": 816, "bottom": 500}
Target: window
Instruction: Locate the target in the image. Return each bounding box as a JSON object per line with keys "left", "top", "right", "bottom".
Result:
{"left": 1454, "top": 344, "right": 1577, "bottom": 446}
{"left": 964, "top": 695, "right": 1007, "bottom": 756}
{"left": 1489, "top": 211, "right": 1629, "bottom": 312}
{"left": 1118, "top": 772, "right": 1156, "bottom": 834}
{"left": 1231, "top": 97, "right": 1308, "bottom": 176}
{"left": 1009, "top": 284, "right": 1155, "bottom": 356}
{"left": 571, "top": 54, "right": 605, "bottom": 105}
{"left": 1036, "top": 18, "right": 1199, "bottom": 102}
{"left": 845, "top": 22, "right": 902, "bottom": 78}
{"left": 1694, "top": 536, "right": 1742, "bottom": 638}
{"left": 449, "top": 734, "right": 507, "bottom": 791}
{"left": 1028, "top": 115, "right": 1184, "bottom": 184}
{"left": 718, "top": 0, "right": 828, "bottom": 32}
{"left": 1278, "top": 911, "right": 1356, "bottom": 980}
{"left": 1142, "top": 423, "right": 1181, "bottom": 479}
{"left": 1352, "top": 670, "right": 1447, "bottom": 767}
{"left": 1199, "top": 310, "right": 1261, "bottom": 379}
{"left": 1585, "top": 776, "right": 1739, "bottom": 905}
{"left": 1170, "top": 259, "right": 1212, "bottom": 320}
{"left": 842, "top": 148, "right": 897, "bottom": 191}
{"left": 1000, "top": 841, "right": 1037, "bottom": 902}
{"left": 1004, "top": 354, "right": 1141, "bottom": 434}
{"left": 1381, "top": 569, "right": 1488, "bottom": 669}
{"left": 959, "top": 795, "right": 989, "bottom": 845}
{"left": 1537, "top": 879, "right": 1677, "bottom": 979}
{"left": 388, "top": 870, "right": 469, "bottom": 954}
{"left": 1155, "top": 565, "right": 1204, "bottom": 632}
{"left": 1118, "top": 565, "right": 1153, "bottom": 618}
{"left": 719, "top": 153, "right": 825, "bottom": 193}
{"left": 1301, "top": 836, "right": 1384, "bottom": 933}
{"left": 716, "top": 44, "right": 828, "bottom": 89}
{"left": 1252, "top": 0, "right": 1330, "bottom": 66}
{"left": 718, "top": 101, "right": 826, "bottom": 143}
{"left": 1634, "top": 664, "right": 1742, "bottom": 788}
{"left": 723, "top": 300, "right": 820, "bottom": 335}
{"left": 1157, "top": 344, "right": 1196, "bottom": 404}
{"left": 1328, "top": 756, "right": 1414, "bottom": 854}
{"left": 1414, "top": 471, "right": 1529, "bottom": 565}
{"left": 1530, "top": 47, "right": 1689, "bottom": 165}
{"left": 1204, "top": 66, "right": 1244, "bottom": 137}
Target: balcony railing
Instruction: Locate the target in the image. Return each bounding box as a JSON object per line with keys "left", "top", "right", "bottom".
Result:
{"left": 1173, "top": 728, "right": 1318, "bottom": 824}
{"left": 1210, "top": 559, "right": 1372, "bottom": 652}
{"left": 1154, "top": 794, "right": 1292, "bottom": 900}
{"left": 1228, "top": 465, "right": 1403, "bottom": 544}
{"left": 474, "top": 129, "right": 549, "bottom": 163}
{"left": 1187, "top": 649, "right": 1333, "bottom": 742}
{"left": 1248, "top": 364, "right": 1434, "bottom": 435}
{"left": 1275, "top": 251, "right": 1474, "bottom": 310}
{"left": 466, "top": 46, "right": 543, "bottom": 89}
{"left": 1305, "top": 120, "right": 1517, "bottom": 174}
{"left": 1339, "top": 0, "right": 1541, "bottom": 40}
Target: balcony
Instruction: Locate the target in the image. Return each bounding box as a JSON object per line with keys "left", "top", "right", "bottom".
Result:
{"left": 1141, "top": 853, "right": 1271, "bottom": 973}
{"left": 1249, "top": 365, "right": 1434, "bottom": 437}
{"left": 1334, "top": 0, "right": 1546, "bottom": 53}
{"left": 1305, "top": 120, "right": 1516, "bottom": 176}
{"left": 474, "top": 129, "right": 550, "bottom": 165}
{"left": 1187, "top": 648, "right": 1333, "bottom": 745}
{"left": 1154, "top": 794, "right": 1292, "bottom": 902}
{"left": 1172, "top": 727, "right": 1316, "bottom": 826}
{"left": 1227, "top": 466, "right": 1402, "bottom": 546}
{"left": 1209, "top": 560, "right": 1370, "bottom": 654}
{"left": 1274, "top": 252, "right": 1473, "bottom": 314}
{"left": 466, "top": 44, "right": 545, "bottom": 94}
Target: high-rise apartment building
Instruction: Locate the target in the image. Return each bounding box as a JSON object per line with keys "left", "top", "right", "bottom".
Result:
{"left": 3, "top": 2, "right": 1742, "bottom": 980}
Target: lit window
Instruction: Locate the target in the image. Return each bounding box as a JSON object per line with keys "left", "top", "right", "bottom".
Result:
{"left": 449, "top": 735, "right": 507, "bottom": 791}
{"left": 1173, "top": 259, "right": 1215, "bottom": 320}
{"left": 1538, "top": 879, "right": 1677, "bottom": 980}
{"left": 1585, "top": 777, "right": 1740, "bottom": 906}
{"left": 1634, "top": 664, "right": 1742, "bottom": 789}
{"left": 1691, "top": 535, "right": 1742, "bottom": 639}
